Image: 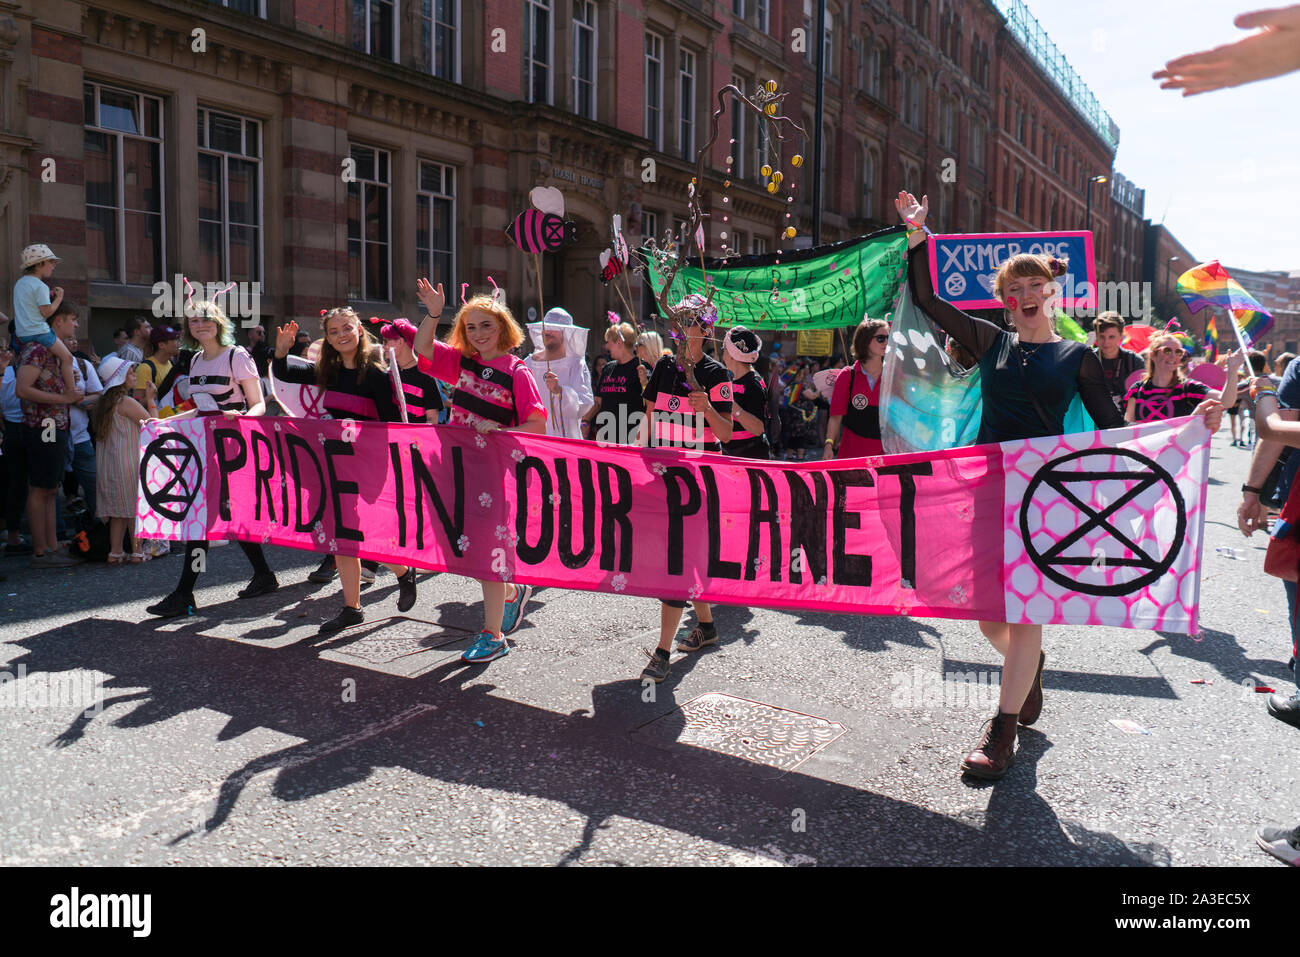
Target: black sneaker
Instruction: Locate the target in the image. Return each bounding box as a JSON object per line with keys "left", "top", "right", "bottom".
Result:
{"left": 146, "top": 591, "right": 198, "bottom": 619}
{"left": 396, "top": 567, "right": 417, "bottom": 613}
{"left": 318, "top": 606, "right": 364, "bottom": 636}
{"left": 307, "top": 555, "right": 337, "bottom": 583}
{"left": 237, "top": 573, "right": 280, "bottom": 600}
{"left": 1267, "top": 692, "right": 1300, "bottom": 728}
{"left": 1256, "top": 823, "right": 1300, "bottom": 866}
{"left": 640, "top": 648, "right": 671, "bottom": 683}
{"left": 676, "top": 624, "right": 718, "bottom": 652}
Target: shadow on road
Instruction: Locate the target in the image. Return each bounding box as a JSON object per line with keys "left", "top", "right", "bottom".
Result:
{"left": 8, "top": 614, "right": 1166, "bottom": 866}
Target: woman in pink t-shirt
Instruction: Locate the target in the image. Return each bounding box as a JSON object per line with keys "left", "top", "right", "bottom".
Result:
{"left": 414, "top": 279, "right": 547, "bottom": 665}
{"left": 825, "top": 317, "right": 888, "bottom": 459}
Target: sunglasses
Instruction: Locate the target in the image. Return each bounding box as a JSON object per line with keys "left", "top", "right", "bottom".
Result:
{"left": 873, "top": 334, "right": 888, "bottom": 343}
{"left": 1154, "top": 347, "right": 1181, "bottom": 357}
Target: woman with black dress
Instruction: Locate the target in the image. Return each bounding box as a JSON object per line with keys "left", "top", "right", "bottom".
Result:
{"left": 587, "top": 321, "right": 649, "bottom": 446}
{"left": 897, "top": 190, "right": 1223, "bottom": 779}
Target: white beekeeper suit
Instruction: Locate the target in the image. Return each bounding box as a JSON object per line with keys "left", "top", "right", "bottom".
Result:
{"left": 524, "top": 307, "right": 594, "bottom": 439}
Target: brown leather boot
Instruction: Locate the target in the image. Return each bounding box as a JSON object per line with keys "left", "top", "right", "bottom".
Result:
{"left": 1019, "top": 651, "right": 1046, "bottom": 726}
{"left": 960, "top": 711, "right": 1018, "bottom": 779}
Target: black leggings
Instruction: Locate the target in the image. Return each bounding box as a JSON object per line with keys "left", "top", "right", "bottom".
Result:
{"left": 176, "top": 539, "right": 272, "bottom": 593}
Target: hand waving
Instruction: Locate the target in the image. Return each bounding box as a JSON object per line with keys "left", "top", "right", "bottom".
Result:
{"left": 417, "top": 278, "right": 446, "bottom": 317}
{"left": 895, "top": 191, "right": 929, "bottom": 229}
{"left": 275, "top": 320, "right": 299, "bottom": 358}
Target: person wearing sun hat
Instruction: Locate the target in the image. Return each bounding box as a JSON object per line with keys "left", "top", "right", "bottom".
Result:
{"left": 13, "top": 243, "right": 77, "bottom": 412}
{"left": 92, "top": 354, "right": 157, "bottom": 563}
{"left": 523, "top": 306, "right": 594, "bottom": 439}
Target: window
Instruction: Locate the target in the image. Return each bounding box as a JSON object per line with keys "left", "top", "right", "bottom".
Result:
{"left": 861, "top": 145, "right": 877, "bottom": 219}
{"left": 938, "top": 92, "right": 952, "bottom": 148}
{"left": 970, "top": 120, "right": 985, "bottom": 171}
{"left": 642, "top": 209, "right": 659, "bottom": 244}
{"left": 823, "top": 9, "right": 834, "bottom": 75}
{"left": 755, "top": 111, "right": 772, "bottom": 186}
{"left": 901, "top": 64, "right": 915, "bottom": 125}
{"left": 752, "top": 236, "right": 768, "bottom": 255}
{"left": 733, "top": 0, "right": 769, "bottom": 32}
{"left": 572, "top": 1, "right": 596, "bottom": 119}
{"left": 968, "top": 193, "right": 979, "bottom": 231}
{"left": 346, "top": 144, "right": 391, "bottom": 301}
{"left": 197, "top": 108, "right": 262, "bottom": 283}
{"left": 420, "top": 0, "right": 458, "bottom": 81}
{"left": 525, "top": 0, "right": 553, "bottom": 105}
{"left": 83, "top": 83, "right": 165, "bottom": 285}
{"left": 679, "top": 49, "right": 696, "bottom": 161}
{"left": 730, "top": 74, "right": 747, "bottom": 179}
{"left": 907, "top": 71, "right": 920, "bottom": 127}
{"left": 645, "top": 33, "right": 663, "bottom": 150}
{"left": 1013, "top": 169, "right": 1023, "bottom": 218}
{"left": 803, "top": 0, "right": 813, "bottom": 64}
{"left": 869, "top": 43, "right": 884, "bottom": 98}
{"left": 729, "top": 229, "right": 746, "bottom": 256}
{"left": 854, "top": 37, "right": 865, "bottom": 92}
{"left": 207, "top": 0, "right": 265, "bottom": 14}
{"left": 416, "top": 161, "right": 455, "bottom": 293}
{"left": 352, "top": 0, "right": 396, "bottom": 60}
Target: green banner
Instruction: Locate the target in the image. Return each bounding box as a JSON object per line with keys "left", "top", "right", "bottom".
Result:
{"left": 646, "top": 227, "right": 909, "bottom": 330}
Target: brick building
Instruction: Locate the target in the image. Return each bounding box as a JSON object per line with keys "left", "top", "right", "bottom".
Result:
{"left": 1109, "top": 171, "right": 1144, "bottom": 315}
{"left": 4, "top": 0, "right": 1137, "bottom": 357}
{"left": 985, "top": 0, "right": 1118, "bottom": 284}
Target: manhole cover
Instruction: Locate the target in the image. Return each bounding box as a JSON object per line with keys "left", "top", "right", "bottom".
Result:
{"left": 633, "top": 693, "right": 846, "bottom": 771}
{"left": 333, "top": 618, "right": 473, "bottom": 663}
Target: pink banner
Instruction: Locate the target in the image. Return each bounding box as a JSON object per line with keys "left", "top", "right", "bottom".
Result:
{"left": 137, "top": 415, "right": 1209, "bottom": 634}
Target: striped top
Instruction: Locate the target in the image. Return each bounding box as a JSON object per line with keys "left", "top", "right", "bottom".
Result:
{"left": 420, "top": 339, "right": 546, "bottom": 430}
{"left": 270, "top": 355, "right": 401, "bottom": 422}
{"left": 188, "top": 346, "right": 259, "bottom": 414}
{"left": 1123, "top": 378, "right": 1210, "bottom": 422}
{"left": 401, "top": 359, "right": 445, "bottom": 420}
{"left": 643, "top": 353, "right": 732, "bottom": 450}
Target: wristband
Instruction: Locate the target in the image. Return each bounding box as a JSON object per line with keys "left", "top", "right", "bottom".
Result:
{"left": 1242, "top": 484, "right": 1262, "bottom": 495}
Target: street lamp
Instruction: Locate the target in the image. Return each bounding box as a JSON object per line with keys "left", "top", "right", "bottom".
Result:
{"left": 1085, "top": 174, "right": 1108, "bottom": 232}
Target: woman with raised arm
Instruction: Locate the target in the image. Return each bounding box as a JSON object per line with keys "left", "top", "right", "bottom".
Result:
{"left": 896, "top": 190, "right": 1223, "bottom": 780}
{"left": 413, "top": 279, "right": 549, "bottom": 664}
{"left": 270, "top": 306, "right": 420, "bottom": 635}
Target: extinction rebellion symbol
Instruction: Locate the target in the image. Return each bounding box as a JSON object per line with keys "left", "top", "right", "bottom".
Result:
{"left": 140, "top": 432, "right": 202, "bottom": 521}
{"left": 1018, "top": 448, "right": 1186, "bottom": 597}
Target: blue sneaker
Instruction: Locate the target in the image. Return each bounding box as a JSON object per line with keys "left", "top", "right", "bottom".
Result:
{"left": 500, "top": 584, "right": 533, "bottom": 635}
{"left": 462, "top": 631, "right": 509, "bottom": 664}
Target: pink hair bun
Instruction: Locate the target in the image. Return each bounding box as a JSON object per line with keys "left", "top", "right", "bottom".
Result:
{"left": 1047, "top": 256, "right": 1069, "bottom": 278}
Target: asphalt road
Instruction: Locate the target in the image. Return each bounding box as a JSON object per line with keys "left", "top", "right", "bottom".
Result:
{"left": 0, "top": 437, "right": 1295, "bottom": 867}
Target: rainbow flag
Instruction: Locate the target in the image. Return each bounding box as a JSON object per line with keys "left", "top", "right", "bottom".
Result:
{"left": 1177, "top": 260, "right": 1274, "bottom": 348}
{"left": 1203, "top": 316, "right": 1218, "bottom": 360}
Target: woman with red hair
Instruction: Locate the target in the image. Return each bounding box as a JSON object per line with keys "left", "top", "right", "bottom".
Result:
{"left": 897, "top": 190, "right": 1223, "bottom": 781}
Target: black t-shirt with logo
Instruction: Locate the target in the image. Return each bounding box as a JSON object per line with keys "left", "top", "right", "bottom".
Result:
{"left": 593, "top": 357, "right": 649, "bottom": 441}
{"left": 643, "top": 352, "right": 732, "bottom": 451}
